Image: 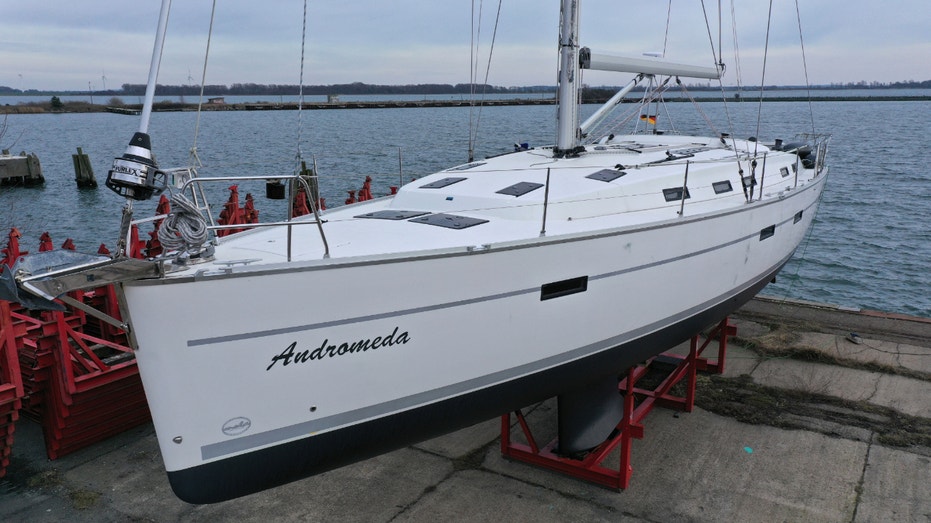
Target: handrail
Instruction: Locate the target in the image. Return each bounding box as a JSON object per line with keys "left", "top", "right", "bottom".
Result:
{"left": 179, "top": 174, "right": 330, "bottom": 261}
{"left": 127, "top": 173, "right": 330, "bottom": 262}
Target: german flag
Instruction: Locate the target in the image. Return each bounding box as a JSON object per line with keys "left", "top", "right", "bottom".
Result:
{"left": 640, "top": 114, "right": 657, "bottom": 125}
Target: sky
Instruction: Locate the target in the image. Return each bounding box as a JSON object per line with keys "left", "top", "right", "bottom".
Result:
{"left": 2, "top": 1, "right": 929, "bottom": 93}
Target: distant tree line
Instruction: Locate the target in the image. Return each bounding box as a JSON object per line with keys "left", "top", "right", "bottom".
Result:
{"left": 2, "top": 79, "right": 930, "bottom": 98}
{"left": 117, "top": 82, "right": 549, "bottom": 97}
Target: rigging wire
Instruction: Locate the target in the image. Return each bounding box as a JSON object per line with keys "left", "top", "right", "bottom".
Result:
{"left": 702, "top": 0, "right": 745, "bottom": 197}
{"left": 676, "top": 79, "right": 720, "bottom": 137}
{"left": 795, "top": 0, "right": 817, "bottom": 135}
{"left": 468, "top": 0, "right": 503, "bottom": 163}
{"left": 189, "top": 0, "right": 217, "bottom": 170}
{"left": 728, "top": 0, "right": 743, "bottom": 90}
{"left": 753, "top": 0, "right": 775, "bottom": 157}
{"left": 296, "top": 0, "right": 309, "bottom": 170}
{"left": 662, "top": 0, "right": 672, "bottom": 57}
{"left": 468, "top": 0, "right": 483, "bottom": 162}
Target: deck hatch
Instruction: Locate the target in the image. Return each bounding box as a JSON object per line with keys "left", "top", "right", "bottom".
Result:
{"left": 446, "top": 162, "right": 486, "bottom": 172}
{"left": 712, "top": 180, "right": 733, "bottom": 194}
{"left": 496, "top": 182, "right": 544, "bottom": 197}
{"left": 663, "top": 187, "right": 691, "bottom": 202}
{"left": 541, "top": 276, "right": 589, "bottom": 301}
{"left": 759, "top": 225, "right": 776, "bottom": 240}
{"left": 409, "top": 213, "right": 489, "bottom": 229}
{"left": 420, "top": 177, "right": 467, "bottom": 189}
{"left": 355, "top": 210, "right": 430, "bottom": 220}
{"left": 586, "top": 169, "right": 627, "bottom": 182}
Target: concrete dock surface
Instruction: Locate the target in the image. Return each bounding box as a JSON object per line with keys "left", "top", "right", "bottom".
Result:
{"left": 2, "top": 297, "right": 930, "bottom": 522}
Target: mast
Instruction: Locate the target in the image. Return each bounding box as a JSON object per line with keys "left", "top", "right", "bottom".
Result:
{"left": 554, "top": 0, "right": 581, "bottom": 158}
{"left": 104, "top": 0, "right": 173, "bottom": 256}
{"left": 138, "top": 0, "right": 173, "bottom": 135}
{"left": 104, "top": 0, "right": 172, "bottom": 206}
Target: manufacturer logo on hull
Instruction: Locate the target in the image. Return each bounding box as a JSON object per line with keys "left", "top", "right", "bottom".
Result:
{"left": 222, "top": 417, "right": 252, "bottom": 436}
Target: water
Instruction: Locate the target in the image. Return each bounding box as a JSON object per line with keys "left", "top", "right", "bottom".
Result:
{"left": 3, "top": 87, "right": 930, "bottom": 106}
{"left": 2, "top": 98, "right": 929, "bottom": 317}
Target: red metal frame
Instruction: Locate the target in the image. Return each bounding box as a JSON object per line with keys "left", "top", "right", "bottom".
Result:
{"left": 0, "top": 300, "right": 25, "bottom": 477}
{"left": 501, "top": 318, "right": 735, "bottom": 490}
{"left": 2, "top": 230, "right": 152, "bottom": 461}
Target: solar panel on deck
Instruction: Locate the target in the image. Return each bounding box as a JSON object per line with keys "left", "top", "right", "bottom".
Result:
{"left": 409, "top": 213, "right": 489, "bottom": 229}
{"left": 496, "top": 182, "right": 543, "bottom": 197}
{"left": 355, "top": 210, "right": 429, "bottom": 220}
{"left": 586, "top": 169, "right": 626, "bottom": 182}
{"left": 419, "top": 177, "right": 467, "bottom": 189}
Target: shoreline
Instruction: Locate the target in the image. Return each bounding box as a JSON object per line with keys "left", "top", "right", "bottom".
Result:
{"left": 3, "top": 94, "right": 930, "bottom": 115}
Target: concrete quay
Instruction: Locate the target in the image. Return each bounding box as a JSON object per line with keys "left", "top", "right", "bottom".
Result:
{"left": 1, "top": 297, "right": 930, "bottom": 522}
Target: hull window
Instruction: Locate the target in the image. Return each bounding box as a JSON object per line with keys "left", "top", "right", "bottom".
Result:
{"left": 541, "top": 276, "right": 589, "bottom": 301}
{"left": 663, "top": 187, "right": 691, "bottom": 202}
{"left": 794, "top": 210, "right": 804, "bottom": 223}
{"left": 712, "top": 180, "right": 733, "bottom": 194}
{"left": 760, "top": 225, "right": 776, "bottom": 240}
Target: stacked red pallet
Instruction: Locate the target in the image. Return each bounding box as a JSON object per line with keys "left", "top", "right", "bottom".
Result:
{"left": 2, "top": 229, "right": 152, "bottom": 460}
{"left": 38, "top": 302, "right": 150, "bottom": 459}
{"left": 0, "top": 301, "right": 25, "bottom": 478}
{"left": 12, "top": 307, "right": 80, "bottom": 423}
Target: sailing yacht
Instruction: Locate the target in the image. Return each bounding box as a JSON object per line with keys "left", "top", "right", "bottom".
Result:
{"left": 0, "top": 0, "right": 829, "bottom": 503}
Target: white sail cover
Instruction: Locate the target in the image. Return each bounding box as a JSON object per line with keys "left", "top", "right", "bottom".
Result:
{"left": 580, "top": 47, "right": 721, "bottom": 79}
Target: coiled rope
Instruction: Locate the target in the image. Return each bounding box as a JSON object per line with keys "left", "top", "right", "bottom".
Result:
{"left": 158, "top": 193, "right": 209, "bottom": 253}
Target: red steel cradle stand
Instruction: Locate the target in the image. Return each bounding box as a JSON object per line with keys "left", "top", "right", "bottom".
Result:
{"left": 500, "top": 317, "right": 736, "bottom": 490}
{"left": 0, "top": 300, "right": 26, "bottom": 478}
{"left": 1, "top": 230, "right": 151, "bottom": 461}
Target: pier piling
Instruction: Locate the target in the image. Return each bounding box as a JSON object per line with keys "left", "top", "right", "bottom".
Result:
{"left": 72, "top": 147, "right": 97, "bottom": 188}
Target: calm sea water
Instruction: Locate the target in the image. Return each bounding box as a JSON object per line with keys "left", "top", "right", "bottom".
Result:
{"left": 1, "top": 98, "right": 929, "bottom": 317}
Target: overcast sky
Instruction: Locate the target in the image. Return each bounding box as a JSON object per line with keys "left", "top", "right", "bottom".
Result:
{"left": 2, "top": 1, "right": 929, "bottom": 92}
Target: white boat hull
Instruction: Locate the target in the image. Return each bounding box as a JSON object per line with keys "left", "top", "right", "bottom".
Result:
{"left": 122, "top": 174, "right": 826, "bottom": 502}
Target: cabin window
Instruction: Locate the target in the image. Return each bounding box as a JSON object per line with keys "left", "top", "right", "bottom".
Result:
{"left": 794, "top": 210, "right": 803, "bottom": 223}
{"left": 409, "top": 213, "right": 488, "bottom": 229}
{"left": 760, "top": 225, "right": 775, "bottom": 240}
{"left": 356, "top": 210, "right": 429, "bottom": 220}
{"left": 586, "top": 169, "right": 627, "bottom": 182}
{"left": 663, "top": 187, "right": 691, "bottom": 202}
{"left": 712, "top": 180, "right": 733, "bottom": 194}
{"left": 741, "top": 176, "right": 756, "bottom": 189}
{"left": 497, "top": 182, "right": 544, "bottom": 197}
{"left": 780, "top": 166, "right": 790, "bottom": 178}
{"left": 420, "top": 177, "right": 467, "bottom": 189}
{"left": 541, "top": 276, "right": 589, "bottom": 301}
